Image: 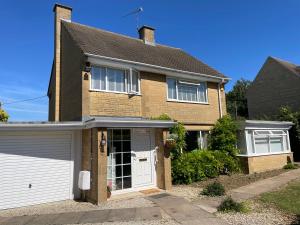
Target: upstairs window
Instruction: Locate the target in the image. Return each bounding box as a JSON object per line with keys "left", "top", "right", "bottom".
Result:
{"left": 167, "top": 78, "right": 208, "bottom": 103}
{"left": 91, "top": 66, "right": 140, "bottom": 94}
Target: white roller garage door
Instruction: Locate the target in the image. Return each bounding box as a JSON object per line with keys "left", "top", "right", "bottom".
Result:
{"left": 0, "top": 131, "right": 74, "bottom": 210}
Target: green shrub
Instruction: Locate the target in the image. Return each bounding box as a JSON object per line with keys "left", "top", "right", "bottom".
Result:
{"left": 171, "top": 149, "right": 241, "bottom": 184}
{"left": 202, "top": 182, "right": 225, "bottom": 196}
{"left": 194, "top": 150, "right": 220, "bottom": 178}
{"left": 217, "top": 197, "right": 248, "bottom": 213}
{"left": 212, "top": 151, "right": 240, "bottom": 174}
{"left": 208, "top": 115, "right": 238, "bottom": 157}
{"left": 172, "top": 150, "right": 224, "bottom": 184}
{"left": 151, "top": 113, "right": 172, "bottom": 120}
{"left": 171, "top": 152, "right": 199, "bottom": 184}
{"left": 170, "top": 122, "right": 187, "bottom": 158}
{"left": 283, "top": 163, "right": 298, "bottom": 170}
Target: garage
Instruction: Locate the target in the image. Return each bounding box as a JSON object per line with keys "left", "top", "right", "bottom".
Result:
{"left": 0, "top": 123, "right": 82, "bottom": 210}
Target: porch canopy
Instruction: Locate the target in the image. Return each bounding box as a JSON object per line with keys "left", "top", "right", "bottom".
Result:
{"left": 0, "top": 117, "right": 176, "bottom": 130}
{"left": 237, "top": 120, "right": 293, "bottom": 156}
{"left": 84, "top": 116, "right": 176, "bottom": 128}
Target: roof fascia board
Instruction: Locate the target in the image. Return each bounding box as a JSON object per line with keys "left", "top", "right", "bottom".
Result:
{"left": 237, "top": 120, "right": 293, "bottom": 130}
{"left": 86, "top": 53, "right": 230, "bottom": 83}
{"left": 0, "top": 123, "right": 84, "bottom": 131}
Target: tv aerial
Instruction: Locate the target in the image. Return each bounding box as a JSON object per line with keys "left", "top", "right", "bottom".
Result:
{"left": 123, "top": 7, "right": 144, "bottom": 30}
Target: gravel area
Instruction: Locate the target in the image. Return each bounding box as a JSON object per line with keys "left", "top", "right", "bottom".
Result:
{"left": 168, "top": 185, "right": 202, "bottom": 201}
{"left": 192, "top": 169, "right": 286, "bottom": 190}
{"left": 169, "top": 169, "right": 286, "bottom": 203}
{"left": 0, "top": 197, "right": 155, "bottom": 218}
{"left": 216, "top": 200, "right": 297, "bottom": 225}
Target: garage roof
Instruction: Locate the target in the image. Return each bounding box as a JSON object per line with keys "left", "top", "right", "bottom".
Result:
{"left": 0, "top": 117, "right": 175, "bottom": 130}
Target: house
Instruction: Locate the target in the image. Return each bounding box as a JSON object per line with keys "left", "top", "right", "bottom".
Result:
{"left": 247, "top": 56, "right": 300, "bottom": 119}
{"left": 0, "top": 3, "right": 228, "bottom": 209}
{"left": 48, "top": 4, "right": 228, "bottom": 202}
{"left": 237, "top": 120, "right": 293, "bottom": 174}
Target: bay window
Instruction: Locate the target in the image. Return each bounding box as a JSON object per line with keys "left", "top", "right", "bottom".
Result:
{"left": 91, "top": 66, "right": 140, "bottom": 94}
{"left": 167, "top": 78, "right": 208, "bottom": 103}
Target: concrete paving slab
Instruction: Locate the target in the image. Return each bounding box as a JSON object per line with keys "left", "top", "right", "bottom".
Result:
{"left": 52, "top": 211, "right": 85, "bottom": 224}
{"left": 3, "top": 215, "right": 36, "bottom": 225}
{"left": 0, "top": 207, "right": 162, "bottom": 225}
{"left": 106, "top": 208, "right": 136, "bottom": 222}
{"left": 148, "top": 194, "right": 229, "bottom": 225}
{"left": 0, "top": 217, "right": 9, "bottom": 224}
{"left": 135, "top": 207, "right": 162, "bottom": 221}
{"left": 78, "top": 209, "right": 109, "bottom": 224}
{"left": 26, "top": 214, "right": 57, "bottom": 225}
{"left": 195, "top": 198, "right": 224, "bottom": 213}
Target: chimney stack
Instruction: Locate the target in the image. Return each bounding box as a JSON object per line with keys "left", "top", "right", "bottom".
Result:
{"left": 53, "top": 4, "right": 72, "bottom": 121}
{"left": 138, "top": 25, "right": 155, "bottom": 45}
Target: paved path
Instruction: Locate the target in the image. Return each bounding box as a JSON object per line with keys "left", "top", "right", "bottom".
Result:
{"left": 148, "top": 193, "right": 228, "bottom": 225}
{"left": 196, "top": 168, "right": 300, "bottom": 213}
{"left": 0, "top": 207, "right": 162, "bottom": 225}
{"left": 230, "top": 168, "right": 300, "bottom": 202}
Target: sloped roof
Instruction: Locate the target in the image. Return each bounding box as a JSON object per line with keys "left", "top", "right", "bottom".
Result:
{"left": 270, "top": 56, "right": 300, "bottom": 77}
{"left": 62, "top": 21, "right": 227, "bottom": 79}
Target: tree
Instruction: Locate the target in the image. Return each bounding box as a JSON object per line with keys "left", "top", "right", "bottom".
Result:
{"left": 276, "top": 107, "right": 300, "bottom": 161}
{"left": 0, "top": 104, "right": 9, "bottom": 122}
{"left": 226, "top": 78, "right": 252, "bottom": 119}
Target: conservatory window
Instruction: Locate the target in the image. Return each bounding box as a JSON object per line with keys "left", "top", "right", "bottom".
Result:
{"left": 251, "top": 130, "right": 289, "bottom": 155}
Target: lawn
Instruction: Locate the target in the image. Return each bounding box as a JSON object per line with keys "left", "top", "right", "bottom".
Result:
{"left": 260, "top": 180, "right": 300, "bottom": 215}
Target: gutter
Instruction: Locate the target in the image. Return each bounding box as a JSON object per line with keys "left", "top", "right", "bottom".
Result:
{"left": 85, "top": 53, "right": 231, "bottom": 82}
{"left": 217, "top": 79, "right": 225, "bottom": 118}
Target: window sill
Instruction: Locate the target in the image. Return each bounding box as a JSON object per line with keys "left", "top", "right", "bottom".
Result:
{"left": 167, "top": 99, "right": 209, "bottom": 105}
{"left": 238, "top": 151, "right": 292, "bottom": 157}
{"left": 89, "top": 89, "right": 142, "bottom": 96}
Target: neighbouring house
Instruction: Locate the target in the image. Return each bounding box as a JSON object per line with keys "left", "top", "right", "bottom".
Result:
{"left": 0, "top": 3, "right": 228, "bottom": 209}
{"left": 237, "top": 120, "right": 293, "bottom": 174}
{"left": 247, "top": 56, "right": 300, "bottom": 119}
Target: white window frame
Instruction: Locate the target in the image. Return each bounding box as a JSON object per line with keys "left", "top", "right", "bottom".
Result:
{"left": 128, "top": 69, "right": 141, "bottom": 94}
{"left": 90, "top": 65, "right": 140, "bottom": 95}
{"left": 166, "top": 77, "right": 208, "bottom": 104}
{"left": 244, "top": 129, "right": 291, "bottom": 156}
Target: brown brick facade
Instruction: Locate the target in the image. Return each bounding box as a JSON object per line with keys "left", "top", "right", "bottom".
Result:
{"left": 52, "top": 5, "right": 72, "bottom": 121}
{"left": 239, "top": 153, "right": 293, "bottom": 174}
{"left": 84, "top": 71, "right": 226, "bottom": 128}
{"left": 60, "top": 24, "right": 84, "bottom": 121}
{"left": 89, "top": 91, "right": 142, "bottom": 117}
{"left": 247, "top": 57, "right": 300, "bottom": 119}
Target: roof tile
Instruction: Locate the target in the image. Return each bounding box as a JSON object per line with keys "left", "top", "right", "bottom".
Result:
{"left": 62, "top": 21, "right": 227, "bottom": 79}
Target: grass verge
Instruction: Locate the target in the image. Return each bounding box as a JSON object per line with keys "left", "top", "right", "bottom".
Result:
{"left": 260, "top": 180, "right": 300, "bottom": 215}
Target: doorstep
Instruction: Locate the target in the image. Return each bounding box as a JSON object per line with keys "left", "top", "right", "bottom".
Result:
{"left": 109, "top": 188, "right": 164, "bottom": 201}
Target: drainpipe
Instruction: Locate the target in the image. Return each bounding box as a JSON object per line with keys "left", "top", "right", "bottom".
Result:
{"left": 217, "top": 79, "right": 224, "bottom": 118}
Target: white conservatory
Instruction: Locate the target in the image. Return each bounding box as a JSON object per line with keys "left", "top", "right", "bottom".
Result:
{"left": 237, "top": 120, "right": 294, "bottom": 174}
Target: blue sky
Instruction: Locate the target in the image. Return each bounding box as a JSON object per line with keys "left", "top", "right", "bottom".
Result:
{"left": 0, "top": 0, "right": 299, "bottom": 121}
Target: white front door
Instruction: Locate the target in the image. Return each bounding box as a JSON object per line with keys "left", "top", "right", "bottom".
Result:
{"left": 131, "top": 128, "right": 156, "bottom": 188}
